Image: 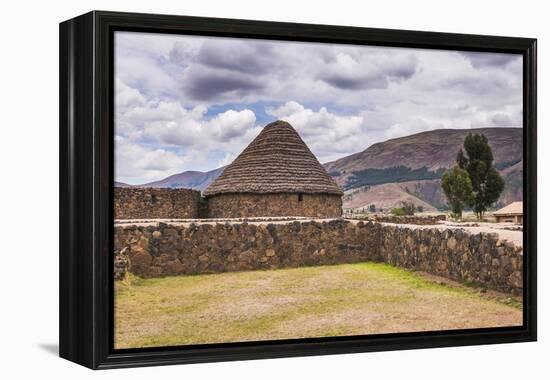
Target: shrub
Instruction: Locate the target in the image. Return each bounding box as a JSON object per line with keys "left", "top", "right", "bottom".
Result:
{"left": 400, "top": 201, "right": 416, "bottom": 216}
{"left": 391, "top": 207, "right": 407, "bottom": 216}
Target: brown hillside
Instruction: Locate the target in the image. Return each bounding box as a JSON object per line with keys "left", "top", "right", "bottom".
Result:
{"left": 500, "top": 160, "right": 523, "bottom": 205}
{"left": 343, "top": 181, "right": 438, "bottom": 212}
{"left": 130, "top": 127, "right": 522, "bottom": 209}
{"left": 324, "top": 128, "right": 523, "bottom": 187}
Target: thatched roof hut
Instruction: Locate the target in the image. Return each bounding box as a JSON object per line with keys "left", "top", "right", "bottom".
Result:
{"left": 204, "top": 120, "right": 343, "bottom": 218}
{"left": 204, "top": 120, "right": 343, "bottom": 196}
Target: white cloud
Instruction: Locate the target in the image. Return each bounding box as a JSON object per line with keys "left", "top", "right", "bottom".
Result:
{"left": 115, "top": 32, "right": 523, "bottom": 184}
{"left": 267, "top": 101, "right": 365, "bottom": 162}
{"left": 318, "top": 51, "right": 418, "bottom": 90}
{"left": 218, "top": 152, "right": 237, "bottom": 167}
{"left": 115, "top": 79, "right": 261, "bottom": 183}
{"left": 115, "top": 78, "right": 146, "bottom": 112}
{"left": 207, "top": 109, "right": 257, "bottom": 140}
{"left": 114, "top": 136, "right": 185, "bottom": 184}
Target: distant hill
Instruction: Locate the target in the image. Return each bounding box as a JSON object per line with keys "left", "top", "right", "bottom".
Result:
{"left": 115, "top": 181, "right": 132, "bottom": 188}
{"left": 324, "top": 128, "right": 522, "bottom": 187}
{"left": 137, "top": 167, "right": 226, "bottom": 191}
{"left": 499, "top": 160, "right": 523, "bottom": 206}
{"left": 343, "top": 180, "right": 439, "bottom": 212}
{"left": 116, "top": 127, "right": 523, "bottom": 210}
{"left": 324, "top": 127, "right": 523, "bottom": 211}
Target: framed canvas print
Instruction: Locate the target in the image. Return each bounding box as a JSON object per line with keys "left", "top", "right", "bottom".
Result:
{"left": 59, "top": 11, "right": 537, "bottom": 369}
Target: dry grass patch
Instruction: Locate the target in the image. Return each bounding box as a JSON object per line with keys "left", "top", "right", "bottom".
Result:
{"left": 115, "top": 263, "right": 522, "bottom": 349}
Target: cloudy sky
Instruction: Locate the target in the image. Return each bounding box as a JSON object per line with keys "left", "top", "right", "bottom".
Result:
{"left": 115, "top": 31, "right": 522, "bottom": 185}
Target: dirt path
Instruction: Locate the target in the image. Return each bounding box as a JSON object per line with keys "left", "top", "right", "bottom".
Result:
{"left": 378, "top": 220, "right": 523, "bottom": 247}
{"left": 115, "top": 263, "right": 522, "bottom": 349}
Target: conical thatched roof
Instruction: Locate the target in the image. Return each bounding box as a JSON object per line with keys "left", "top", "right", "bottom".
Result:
{"left": 203, "top": 120, "right": 343, "bottom": 196}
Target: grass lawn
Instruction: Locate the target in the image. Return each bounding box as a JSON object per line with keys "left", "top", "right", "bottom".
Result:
{"left": 115, "top": 263, "right": 522, "bottom": 349}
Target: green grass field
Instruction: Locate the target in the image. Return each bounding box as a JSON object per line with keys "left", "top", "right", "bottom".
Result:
{"left": 115, "top": 263, "right": 522, "bottom": 349}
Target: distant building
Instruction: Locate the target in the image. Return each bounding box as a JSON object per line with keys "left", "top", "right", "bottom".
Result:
{"left": 494, "top": 201, "right": 523, "bottom": 224}
{"left": 203, "top": 120, "right": 343, "bottom": 218}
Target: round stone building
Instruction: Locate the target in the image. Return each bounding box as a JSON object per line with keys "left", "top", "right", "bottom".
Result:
{"left": 203, "top": 120, "right": 343, "bottom": 218}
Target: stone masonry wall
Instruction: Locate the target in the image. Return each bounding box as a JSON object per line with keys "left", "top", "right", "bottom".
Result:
{"left": 379, "top": 225, "right": 523, "bottom": 294}
{"left": 114, "top": 220, "right": 380, "bottom": 278}
{"left": 372, "top": 214, "right": 446, "bottom": 225}
{"left": 114, "top": 187, "right": 201, "bottom": 219}
{"left": 206, "top": 193, "right": 343, "bottom": 218}
{"left": 114, "top": 220, "right": 523, "bottom": 294}
{"left": 346, "top": 215, "right": 446, "bottom": 225}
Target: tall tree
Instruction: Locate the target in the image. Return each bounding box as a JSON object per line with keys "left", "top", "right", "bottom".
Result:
{"left": 460, "top": 133, "right": 505, "bottom": 219}
{"left": 456, "top": 148, "right": 467, "bottom": 169}
{"left": 441, "top": 167, "right": 473, "bottom": 219}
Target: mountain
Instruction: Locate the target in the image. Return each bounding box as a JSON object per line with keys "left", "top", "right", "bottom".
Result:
{"left": 120, "top": 127, "right": 522, "bottom": 210}
{"left": 138, "top": 167, "right": 226, "bottom": 191}
{"left": 115, "top": 181, "right": 132, "bottom": 188}
{"left": 324, "top": 128, "right": 522, "bottom": 188}
{"left": 343, "top": 180, "right": 439, "bottom": 212}
{"left": 324, "top": 128, "right": 523, "bottom": 211}
{"left": 499, "top": 160, "right": 523, "bottom": 206}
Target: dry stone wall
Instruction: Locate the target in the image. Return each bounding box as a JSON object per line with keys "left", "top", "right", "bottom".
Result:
{"left": 372, "top": 214, "right": 446, "bottom": 225}
{"left": 114, "top": 220, "right": 380, "bottom": 278}
{"left": 379, "top": 225, "right": 523, "bottom": 294}
{"left": 114, "top": 187, "right": 201, "bottom": 219}
{"left": 206, "top": 193, "right": 342, "bottom": 218}
{"left": 114, "top": 220, "right": 523, "bottom": 294}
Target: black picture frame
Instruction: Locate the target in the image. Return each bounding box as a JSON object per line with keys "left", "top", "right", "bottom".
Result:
{"left": 59, "top": 10, "right": 537, "bottom": 369}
